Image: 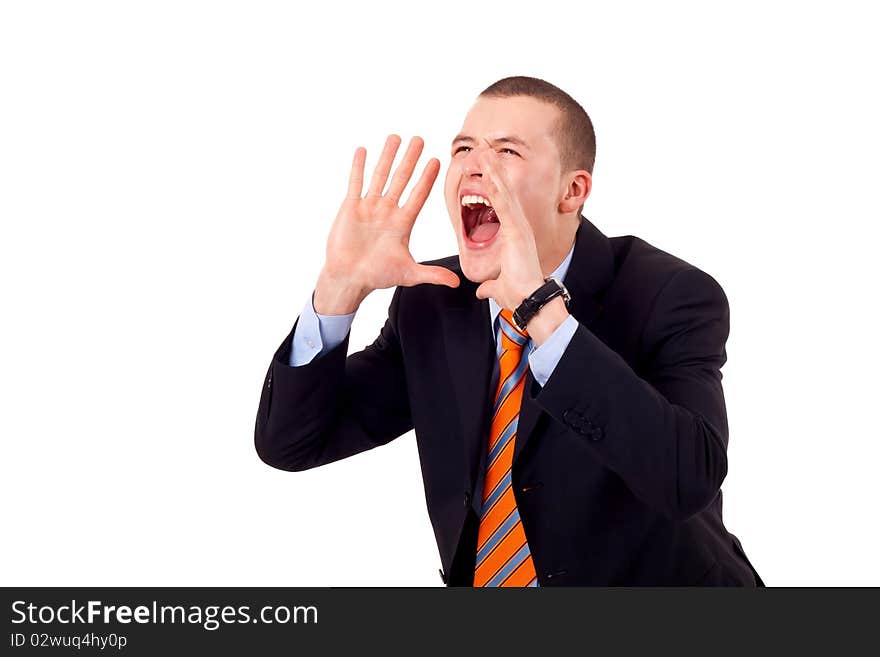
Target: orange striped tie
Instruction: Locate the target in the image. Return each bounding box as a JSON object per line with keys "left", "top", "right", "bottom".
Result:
{"left": 473, "top": 308, "right": 539, "bottom": 587}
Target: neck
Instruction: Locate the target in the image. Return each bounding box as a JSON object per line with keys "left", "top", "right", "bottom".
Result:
{"left": 539, "top": 215, "right": 579, "bottom": 276}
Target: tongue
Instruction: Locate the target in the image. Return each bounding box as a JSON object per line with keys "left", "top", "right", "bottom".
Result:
{"left": 470, "top": 221, "right": 500, "bottom": 242}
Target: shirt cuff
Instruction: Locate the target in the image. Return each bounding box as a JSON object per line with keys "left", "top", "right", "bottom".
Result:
{"left": 527, "top": 314, "right": 578, "bottom": 387}
{"left": 289, "top": 290, "right": 356, "bottom": 366}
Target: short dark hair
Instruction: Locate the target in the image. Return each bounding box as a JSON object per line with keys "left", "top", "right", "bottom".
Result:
{"left": 479, "top": 76, "right": 596, "bottom": 176}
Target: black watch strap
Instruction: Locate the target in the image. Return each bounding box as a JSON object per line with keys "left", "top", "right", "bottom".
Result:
{"left": 512, "top": 277, "right": 570, "bottom": 332}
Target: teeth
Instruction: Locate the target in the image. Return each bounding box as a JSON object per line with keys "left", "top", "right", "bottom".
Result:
{"left": 460, "top": 194, "right": 492, "bottom": 207}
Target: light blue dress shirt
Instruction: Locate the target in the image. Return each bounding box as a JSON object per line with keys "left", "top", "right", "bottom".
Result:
{"left": 289, "top": 243, "right": 578, "bottom": 390}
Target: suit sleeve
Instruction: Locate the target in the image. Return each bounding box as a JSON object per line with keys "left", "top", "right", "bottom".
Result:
{"left": 532, "top": 267, "right": 731, "bottom": 521}
{"left": 255, "top": 285, "right": 412, "bottom": 471}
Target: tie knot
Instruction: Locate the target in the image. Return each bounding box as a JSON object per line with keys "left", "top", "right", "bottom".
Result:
{"left": 499, "top": 308, "right": 529, "bottom": 349}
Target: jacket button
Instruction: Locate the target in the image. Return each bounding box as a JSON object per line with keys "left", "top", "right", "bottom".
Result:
{"left": 589, "top": 427, "right": 604, "bottom": 441}
{"left": 463, "top": 491, "right": 471, "bottom": 508}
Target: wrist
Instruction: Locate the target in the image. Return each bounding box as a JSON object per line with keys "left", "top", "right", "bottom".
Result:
{"left": 313, "top": 268, "right": 368, "bottom": 315}
{"left": 513, "top": 276, "right": 571, "bottom": 345}
{"left": 525, "top": 296, "right": 570, "bottom": 346}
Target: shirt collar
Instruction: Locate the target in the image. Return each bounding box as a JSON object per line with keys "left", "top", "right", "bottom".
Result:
{"left": 488, "top": 241, "right": 575, "bottom": 332}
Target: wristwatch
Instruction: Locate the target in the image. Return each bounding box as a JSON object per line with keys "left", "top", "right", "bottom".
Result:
{"left": 512, "top": 276, "right": 571, "bottom": 332}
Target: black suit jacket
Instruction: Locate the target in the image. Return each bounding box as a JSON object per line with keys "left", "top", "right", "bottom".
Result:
{"left": 255, "top": 215, "right": 764, "bottom": 586}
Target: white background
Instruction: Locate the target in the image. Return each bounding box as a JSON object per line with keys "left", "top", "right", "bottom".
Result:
{"left": 1, "top": 1, "right": 877, "bottom": 586}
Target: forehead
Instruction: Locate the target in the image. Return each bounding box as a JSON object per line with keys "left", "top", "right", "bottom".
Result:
{"left": 456, "top": 95, "right": 560, "bottom": 151}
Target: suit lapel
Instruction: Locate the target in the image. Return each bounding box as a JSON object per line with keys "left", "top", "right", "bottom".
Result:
{"left": 442, "top": 290, "right": 495, "bottom": 496}
{"left": 441, "top": 215, "right": 616, "bottom": 502}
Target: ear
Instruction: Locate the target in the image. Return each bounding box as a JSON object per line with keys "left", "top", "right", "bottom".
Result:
{"left": 558, "top": 170, "right": 592, "bottom": 213}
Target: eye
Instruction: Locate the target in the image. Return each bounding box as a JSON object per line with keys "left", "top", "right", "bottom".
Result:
{"left": 453, "top": 145, "right": 471, "bottom": 154}
{"left": 500, "top": 148, "right": 519, "bottom": 156}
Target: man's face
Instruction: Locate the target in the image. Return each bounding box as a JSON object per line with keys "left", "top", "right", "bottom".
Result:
{"left": 444, "top": 95, "right": 566, "bottom": 284}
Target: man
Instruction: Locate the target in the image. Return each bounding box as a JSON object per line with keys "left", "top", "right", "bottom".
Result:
{"left": 254, "top": 76, "right": 764, "bottom": 587}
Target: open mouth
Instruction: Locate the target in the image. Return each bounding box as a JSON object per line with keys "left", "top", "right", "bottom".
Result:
{"left": 460, "top": 194, "right": 501, "bottom": 245}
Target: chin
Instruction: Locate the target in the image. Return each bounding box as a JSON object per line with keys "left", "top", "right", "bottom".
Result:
{"left": 458, "top": 249, "right": 499, "bottom": 285}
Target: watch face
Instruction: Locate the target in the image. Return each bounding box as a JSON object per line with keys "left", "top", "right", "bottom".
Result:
{"left": 547, "top": 276, "right": 571, "bottom": 304}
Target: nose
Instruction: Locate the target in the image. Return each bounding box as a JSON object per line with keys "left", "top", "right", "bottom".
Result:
{"left": 461, "top": 143, "right": 490, "bottom": 178}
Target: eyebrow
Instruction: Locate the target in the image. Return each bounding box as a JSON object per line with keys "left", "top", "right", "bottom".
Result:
{"left": 451, "top": 134, "right": 531, "bottom": 149}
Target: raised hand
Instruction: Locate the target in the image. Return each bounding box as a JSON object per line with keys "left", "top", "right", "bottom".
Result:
{"left": 314, "top": 134, "right": 460, "bottom": 315}
{"left": 472, "top": 141, "right": 545, "bottom": 310}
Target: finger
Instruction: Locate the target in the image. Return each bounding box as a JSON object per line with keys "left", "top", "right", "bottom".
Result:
{"left": 476, "top": 145, "right": 509, "bottom": 207}
{"left": 403, "top": 264, "right": 460, "bottom": 288}
{"left": 366, "top": 134, "right": 402, "bottom": 197}
{"left": 385, "top": 136, "right": 425, "bottom": 203}
{"left": 401, "top": 158, "right": 441, "bottom": 218}
{"left": 346, "top": 146, "right": 367, "bottom": 199}
{"left": 479, "top": 139, "right": 503, "bottom": 180}
{"left": 477, "top": 146, "right": 524, "bottom": 230}
{"left": 478, "top": 143, "right": 513, "bottom": 199}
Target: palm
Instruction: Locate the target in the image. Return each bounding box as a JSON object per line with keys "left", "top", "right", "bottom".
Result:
{"left": 323, "top": 135, "right": 460, "bottom": 291}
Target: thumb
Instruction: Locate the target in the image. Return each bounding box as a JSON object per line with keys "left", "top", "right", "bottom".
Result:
{"left": 404, "top": 264, "right": 461, "bottom": 288}
{"left": 475, "top": 280, "right": 496, "bottom": 301}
